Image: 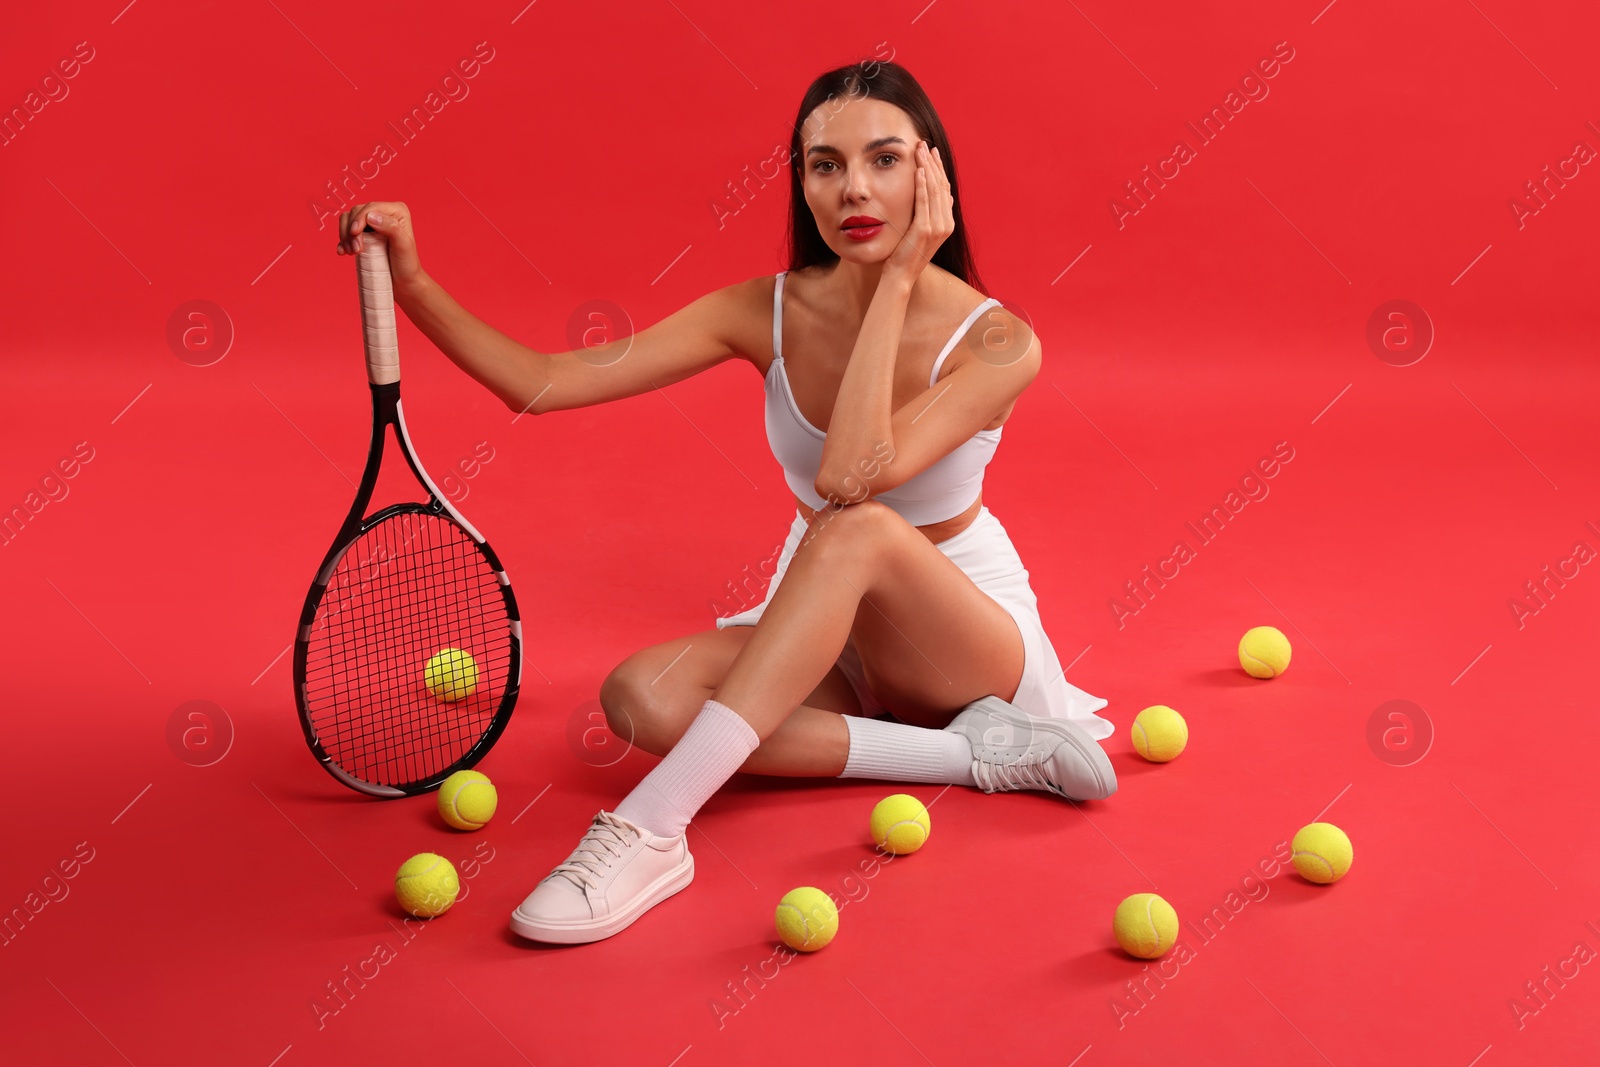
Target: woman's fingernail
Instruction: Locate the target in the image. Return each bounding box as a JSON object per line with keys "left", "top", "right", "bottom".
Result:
{"left": 367, "top": 212, "right": 383, "bottom": 224}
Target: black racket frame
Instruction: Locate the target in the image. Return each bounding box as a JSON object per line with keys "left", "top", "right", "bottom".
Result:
{"left": 291, "top": 379, "right": 522, "bottom": 797}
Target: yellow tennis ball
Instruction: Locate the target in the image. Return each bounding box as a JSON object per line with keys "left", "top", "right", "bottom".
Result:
{"left": 1131, "top": 705, "right": 1188, "bottom": 762}
{"left": 395, "top": 852, "right": 459, "bottom": 918}
{"left": 425, "top": 647, "right": 478, "bottom": 701}
{"left": 1291, "top": 822, "right": 1353, "bottom": 884}
{"left": 774, "top": 886, "right": 838, "bottom": 952}
{"left": 1113, "top": 893, "right": 1179, "bottom": 959}
{"left": 869, "top": 793, "right": 931, "bottom": 855}
{"left": 438, "top": 769, "right": 497, "bottom": 830}
{"left": 1238, "top": 625, "right": 1291, "bottom": 678}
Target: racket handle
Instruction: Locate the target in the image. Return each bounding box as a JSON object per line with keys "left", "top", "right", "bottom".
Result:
{"left": 356, "top": 228, "right": 400, "bottom": 386}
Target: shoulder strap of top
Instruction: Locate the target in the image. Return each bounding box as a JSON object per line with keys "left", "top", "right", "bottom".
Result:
{"left": 929, "top": 297, "right": 1002, "bottom": 388}
{"left": 772, "top": 271, "right": 788, "bottom": 359}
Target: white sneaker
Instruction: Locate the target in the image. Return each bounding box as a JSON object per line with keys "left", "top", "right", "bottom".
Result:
{"left": 945, "top": 695, "right": 1117, "bottom": 801}
{"left": 509, "top": 809, "right": 694, "bottom": 944}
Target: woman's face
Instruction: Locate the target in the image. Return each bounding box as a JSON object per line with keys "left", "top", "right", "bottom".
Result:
{"left": 798, "top": 96, "right": 926, "bottom": 265}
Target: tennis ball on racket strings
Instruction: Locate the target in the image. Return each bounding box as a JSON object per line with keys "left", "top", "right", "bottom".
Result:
{"left": 1131, "top": 705, "right": 1188, "bottom": 762}
{"left": 438, "top": 769, "right": 497, "bottom": 830}
{"left": 869, "top": 793, "right": 931, "bottom": 855}
{"left": 395, "top": 853, "right": 459, "bottom": 918}
{"left": 425, "top": 647, "right": 478, "bottom": 701}
{"left": 774, "top": 887, "right": 838, "bottom": 952}
{"left": 1291, "top": 822, "right": 1353, "bottom": 884}
{"left": 1238, "top": 625, "right": 1291, "bottom": 678}
{"left": 1113, "top": 893, "right": 1179, "bottom": 959}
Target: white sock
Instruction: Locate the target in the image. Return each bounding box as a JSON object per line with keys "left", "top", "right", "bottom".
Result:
{"left": 612, "top": 698, "right": 760, "bottom": 838}
{"left": 838, "top": 714, "right": 977, "bottom": 786}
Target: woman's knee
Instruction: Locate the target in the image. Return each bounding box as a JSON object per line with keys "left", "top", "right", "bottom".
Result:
{"left": 598, "top": 659, "right": 650, "bottom": 746}
{"left": 798, "top": 497, "right": 899, "bottom": 563}
{"left": 599, "top": 658, "right": 683, "bottom": 757}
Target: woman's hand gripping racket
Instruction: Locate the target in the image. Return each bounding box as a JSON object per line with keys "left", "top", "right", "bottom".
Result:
{"left": 292, "top": 226, "right": 522, "bottom": 797}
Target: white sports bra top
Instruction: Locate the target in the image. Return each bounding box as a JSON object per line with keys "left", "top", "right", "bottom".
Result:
{"left": 764, "top": 270, "right": 1004, "bottom": 526}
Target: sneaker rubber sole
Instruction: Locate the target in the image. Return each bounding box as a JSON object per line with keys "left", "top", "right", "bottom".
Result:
{"left": 509, "top": 852, "right": 695, "bottom": 944}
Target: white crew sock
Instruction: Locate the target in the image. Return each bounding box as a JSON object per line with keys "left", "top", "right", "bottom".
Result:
{"left": 838, "top": 714, "right": 977, "bottom": 786}
{"left": 612, "top": 698, "right": 761, "bottom": 839}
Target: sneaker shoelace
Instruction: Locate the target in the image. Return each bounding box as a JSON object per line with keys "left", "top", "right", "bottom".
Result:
{"left": 548, "top": 813, "right": 639, "bottom": 892}
{"left": 972, "top": 752, "right": 1065, "bottom": 797}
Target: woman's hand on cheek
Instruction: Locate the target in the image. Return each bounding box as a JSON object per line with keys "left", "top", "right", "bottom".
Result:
{"left": 885, "top": 141, "right": 954, "bottom": 282}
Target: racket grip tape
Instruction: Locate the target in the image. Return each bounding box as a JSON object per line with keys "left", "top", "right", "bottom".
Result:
{"left": 356, "top": 228, "right": 400, "bottom": 386}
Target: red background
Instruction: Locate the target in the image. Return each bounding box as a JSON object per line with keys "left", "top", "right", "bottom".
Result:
{"left": 2, "top": 1, "right": 1596, "bottom": 1064}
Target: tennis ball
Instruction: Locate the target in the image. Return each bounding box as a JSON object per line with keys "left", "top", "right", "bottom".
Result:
{"left": 1113, "top": 893, "right": 1179, "bottom": 959}
{"left": 1131, "top": 705, "right": 1188, "bottom": 762}
{"left": 395, "top": 852, "right": 459, "bottom": 918}
{"left": 1238, "top": 626, "right": 1291, "bottom": 678}
{"left": 438, "top": 769, "right": 497, "bottom": 830}
{"left": 869, "top": 793, "right": 931, "bottom": 855}
{"left": 1291, "top": 822, "right": 1353, "bottom": 884}
{"left": 774, "top": 886, "right": 838, "bottom": 952}
{"left": 425, "top": 647, "right": 478, "bottom": 701}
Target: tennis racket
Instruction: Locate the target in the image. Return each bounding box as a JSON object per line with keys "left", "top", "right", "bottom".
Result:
{"left": 292, "top": 227, "right": 522, "bottom": 797}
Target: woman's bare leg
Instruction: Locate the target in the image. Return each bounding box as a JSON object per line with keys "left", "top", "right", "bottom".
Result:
{"left": 600, "top": 627, "right": 867, "bottom": 777}
{"left": 602, "top": 500, "right": 1023, "bottom": 776}
{"left": 714, "top": 501, "right": 1023, "bottom": 737}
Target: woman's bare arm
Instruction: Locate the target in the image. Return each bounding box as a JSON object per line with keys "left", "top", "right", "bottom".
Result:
{"left": 338, "top": 201, "right": 749, "bottom": 416}
{"left": 396, "top": 272, "right": 751, "bottom": 417}
{"left": 393, "top": 272, "right": 546, "bottom": 412}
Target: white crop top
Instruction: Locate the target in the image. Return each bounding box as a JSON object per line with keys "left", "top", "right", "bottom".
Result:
{"left": 764, "top": 271, "right": 1004, "bottom": 526}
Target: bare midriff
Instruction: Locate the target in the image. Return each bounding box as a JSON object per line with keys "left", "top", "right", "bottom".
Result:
{"left": 795, "top": 491, "right": 982, "bottom": 546}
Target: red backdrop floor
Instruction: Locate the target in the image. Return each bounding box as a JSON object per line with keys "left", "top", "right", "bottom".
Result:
{"left": 4, "top": 341, "right": 1595, "bottom": 1065}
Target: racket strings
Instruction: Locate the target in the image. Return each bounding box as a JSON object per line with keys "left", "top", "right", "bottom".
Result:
{"left": 319, "top": 515, "right": 504, "bottom": 764}
{"left": 302, "top": 511, "right": 512, "bottom": 788}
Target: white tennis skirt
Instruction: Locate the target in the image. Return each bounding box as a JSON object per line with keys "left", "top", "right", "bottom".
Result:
{"left": 714, "top": 505, "right": 1114, "bottom": 740}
